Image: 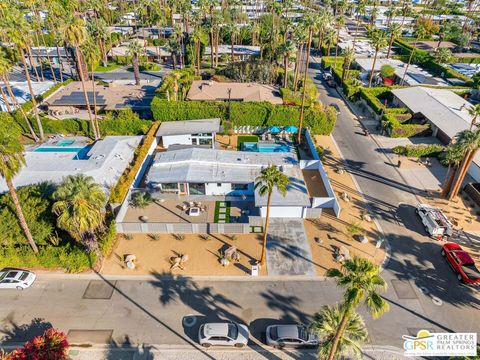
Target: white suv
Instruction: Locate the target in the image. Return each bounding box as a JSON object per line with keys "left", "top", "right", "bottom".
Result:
{"left": 198, "top": 322, "right": 249, "bottom": 348}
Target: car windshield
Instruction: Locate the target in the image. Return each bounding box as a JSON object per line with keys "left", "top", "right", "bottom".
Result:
{"left": 6, "top": 271, "right": 18, "bottom": 279}
{"left": 19, "top": 272, "right": 29, "bottom": 281}
{"left": 297, "top": 326, "right": 308, "bottom": 341}
{"left": 269, "top": 327, "right": 278, "bottom": 340}
{"left": 462, "top": 264, "right": 480, "bottom": 280}
{"left": 227, "top": 324, "right": 238, "bottom": 339}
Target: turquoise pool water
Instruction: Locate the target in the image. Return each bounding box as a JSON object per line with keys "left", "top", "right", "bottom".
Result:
{"left": 56, "top": 139, "right": 75, "bottom": 147}
{"left": 33, "top": 145, "right": 92, "bottom": 159}
{"left": 242, "top": 142, "right": 290, "bottom": 153}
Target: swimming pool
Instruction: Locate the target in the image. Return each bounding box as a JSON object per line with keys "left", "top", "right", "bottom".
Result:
{"left": 242, "top": 142, "right": 290, "bottom": 153}
{"left": 33, "top": 145, "right": 92, "bottom": 159}
{"left": 56, "top": 139, "right": 75, "bottom": 147}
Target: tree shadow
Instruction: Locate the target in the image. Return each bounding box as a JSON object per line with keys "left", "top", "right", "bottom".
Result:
{"left": 0, "top": 317, "right": 53, "bottom": 343}
{"left": 104, "top": 335, "right": 154, "bottom": 360}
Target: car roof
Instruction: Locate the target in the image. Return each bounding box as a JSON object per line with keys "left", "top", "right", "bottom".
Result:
{"left": 204, "top": 323, "right": 230, "bottom": 336}
{"left": 276, "top": 325, "right": 300, "bottom": 339}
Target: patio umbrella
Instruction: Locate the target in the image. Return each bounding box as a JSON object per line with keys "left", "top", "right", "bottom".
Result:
{"left": 283, "top": 125, "right": 298, "bottom": 133}
{"left": 268, "top": 126, "right": 281, "bottom": 134}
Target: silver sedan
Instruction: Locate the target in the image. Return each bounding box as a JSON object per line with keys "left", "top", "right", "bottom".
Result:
{"left": 265, "top": 324, "right": 318, "bottom": 349}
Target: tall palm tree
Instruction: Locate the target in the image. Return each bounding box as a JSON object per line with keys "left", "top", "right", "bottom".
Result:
{"left": 441, "top": 144, "right": 464, "bottom": 199}
{"left": 5, "top": 9, "right": 45, "bottom": 140}
{"left": 468, "top": 104, "right": 480, "bottom": 130}
{"left": 447, "top": 129, "right": 480, "bottom": 200}
{"left": 82, "top": 38, "right": 102, "bottom": 139}
{"left": 386, "top": 23, "right": 402, "bottom": 59}
{"left": 63, "top": 17, "right": 99, "bottom": 140}
{"left": 127, "top": 40, "right": 145, "bottom": 86}
{"left": 52, "top": 174, "right": 106, "bottom": 264}
{"left": 341, "top": 47, "right": 355, "bottom": 84}
{"left": 297, "top": 13, "right": 318, "bottom": 144}
{"left": 333, "top": 15, "right": 345, "bottom": 68}
{"left": 0, "top": 130, "right": 39, "bottom": 253}
{"left": 326, "top": 257, "right": 390, "bottom": 360}
{"left": 190, "top": 24, "right": 207, "bottom": 76}
{"left": 401, "top": 25, "right": 427, "bottom": 86}
{"left": 254, "top": 165, "right": 290, "bottom": 267}
{"left": 280, "top": 40, "right": 296, "bottom": 88}
{"left": 368, "top": 30, "right": 388, "bottom": 87}
{"left": 309, "top": 305, "right": 368, "bottom": 359}
{"left": 292, "top": 22, "right": 308, "bottom": 93}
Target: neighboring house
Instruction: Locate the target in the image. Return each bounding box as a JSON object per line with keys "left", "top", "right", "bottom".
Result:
{"left": 144, "top": 147, "right": 316, "bottom": 218}
{"left": 204, "top": 45, "right": 260, "bottom": 61}
{"left": 156, "top": 119, "right": 221, "bottom": 149}
{"left": 391, "top": 87, "right": 480, "bottom": 181}
{"left": 108, "top": 43, "right": 171, "bottom": 62}
{"left": 186, "top": 80, "right": 283, "bottom": 104}
{"left": 0, "top": 136, "right": 141, "bottom": 195}
{"left": 30, "top": 47, "right": 71, "bottom": 65}
{"left": 0, "top": 81, "right": 55, "bottom": 112}
{"left": 355, "top": 58, "right": 447, "bottom": 86}
{"left": 108, "top": 26, "right": 134, "bottom": 36}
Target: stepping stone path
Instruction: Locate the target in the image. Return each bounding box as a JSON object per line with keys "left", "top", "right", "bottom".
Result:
{"left": 216, "top": 201, "right": 230, "bottom": 223}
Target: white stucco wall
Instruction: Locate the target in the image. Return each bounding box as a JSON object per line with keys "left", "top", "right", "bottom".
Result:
{"left": 161, "top": 134, "right": 192, "bottom": 148}
{"left": 260, "top": 206, "right": 304, "bottom": 218}
{"left": 205, "top": 182, "right": 232, "bottom": 195}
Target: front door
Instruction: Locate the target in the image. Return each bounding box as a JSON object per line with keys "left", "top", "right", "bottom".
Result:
{"left": 178, "top": 183, "right": 188, "bottom": 196}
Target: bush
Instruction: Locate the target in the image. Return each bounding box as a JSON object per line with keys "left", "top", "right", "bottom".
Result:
{"left": 383, "top": 113, "right": 430, "bottom": 138}
{"left": 109, "top": 121, "right": 160, "bottom": 203}
{"left": 392, "top": 144, "right": 444, "bottom": 157}
{"left": 8, "top": 328, "right": 69, "bottom": 360}
{"left": 99, "top": 221, "right": 117, "bottom": 257}
{"left": 151, "top": 98, "right": 336, "bottom": 135}
{"left": 359, "top": 87, "right": 392, "bottom": 114}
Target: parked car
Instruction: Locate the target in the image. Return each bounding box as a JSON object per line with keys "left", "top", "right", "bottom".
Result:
{"left": 442, "top": 243, "right": 480, "bottom": 285}
{"left": 198, "top": 322, "right": 249, "bottom": 348}
{"left": 322, "top": 72, "right": 332, "bottom": 81}
{"left": 265, "top": 324, "right": 318, "bottom": 349}
{"left": 329, "top": 103, "right": 341, "bottom": 114}
{"left": 415, "top": 203, "right": 453, "bottom": 239}
{"left": 0, "top": 269, "right": 36, "bottom": 290}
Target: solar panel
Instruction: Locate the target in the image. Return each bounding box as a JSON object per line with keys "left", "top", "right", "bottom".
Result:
{"left": 52, "top": 91, "right": 107, "bottom": 106}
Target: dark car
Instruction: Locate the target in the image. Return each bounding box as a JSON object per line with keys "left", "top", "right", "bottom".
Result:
{"left": 442, "top": 243, "right": 480, "bottom": 285}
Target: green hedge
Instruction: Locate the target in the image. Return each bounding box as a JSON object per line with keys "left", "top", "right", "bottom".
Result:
{"left": 383, "top": 113, "right": 430, "bottom": 138}
{"left": 359, "top": 87, "right": 391, "bottom": 114}
{"left": 452, "top": 56, "right": 480, "bottom": 64}
{"left": 151, "top": 98, "right": 337, "bottom": 135}
{"left": 392, "top": 144, "right": 444, "bottom": 157}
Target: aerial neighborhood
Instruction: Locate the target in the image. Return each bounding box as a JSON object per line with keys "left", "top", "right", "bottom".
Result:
{"left": 0, "top": 0, "right": 479, "bottom": 359}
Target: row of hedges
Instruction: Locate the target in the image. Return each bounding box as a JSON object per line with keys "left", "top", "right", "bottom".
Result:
{"left": 452, "top": 56, "right": 480, "bottom": 64}
{"left": 392, "top": 144, "right": 445, "bottom": 157}
{"left": 321, "top": 56, "right": 362, "bottom": 99}
{"left": 383, "top": 113, "right": 431, "bottom": 138}
{"left": 109, "top": 121, "right": 161, "bottom": 204}
{"left": 359, "top": 87, "right": 392, "bottom": 114}
{"left": 151, "top": 98, "right": 337, "bottom": 135}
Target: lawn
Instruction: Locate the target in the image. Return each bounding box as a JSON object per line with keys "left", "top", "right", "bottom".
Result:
{"left": 237, "top": 135, "right": 259, "bottom": 150}
{"left": 214, "top": 201, "right": 231, "bottom": 223}
{"left": 95, "top": 63, "right": 122, "bottom": 72}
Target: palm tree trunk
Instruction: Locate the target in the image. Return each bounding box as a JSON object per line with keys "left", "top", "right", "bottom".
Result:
{"left": 401, "top": 38, "right": 418, "bottom": 85}
{"left": 20, "top": 48, "right": 44, "bottom": 141}
{"left": 27, "top": 47, "right": 41, "bottom": 82}
{"left": 76, "top": 47, "right": 98, "bottom": 140}
{"left": 0, "top": 85, "right": 12, "bottom": 112}
{"left": 333, "top": 29, "right": 340, "bottom": 68}
{"left": 41, "top": 35, "right": 57, "bottom": 83}
{"left": 449, "top": 149, "right": 477, "bottom": 199}
{"left": 196, "top": 40, "right": 201, "bottom": 76}
{"left": 368, "top": 50, "right": 379, "bottom": 87}
{"left": 231, "top": 34, "right": 235, "bottom": 63}
{"left": 132, "top": 54, "right": 141, "bottom": 86}
{"left": 3, "top": 74, "right": 38, "bottom": 141}
{"left": 293, "top": 43, "right": 303, "bottom": 93}
{"left": 297, "top": 28, "right": 313, "bottom": 144}
{"left": 283, "top": 55, "right": 288, "bottom": 88}
{"left": 386, "top": 34, "right": 394, "bottom": 59}
{"left": 215, "top": 27, "right": 220, "bottom": 66}
{"left": 56, "top": 45, "right": 64, "bottom": 82}
{"left": 91, "top": 63, "right": 101, "bottom": 139}
{"left": 441, "top": 165, "right": 457, "bottom": 198}
{"left": 6, "top": 178, "right": 39, "bottom": 253}
{"left": 327, "top": 309, "right": 350, "bottom": 360}
{"left": 260, "top": 191, "right": 272, "bottom": 266}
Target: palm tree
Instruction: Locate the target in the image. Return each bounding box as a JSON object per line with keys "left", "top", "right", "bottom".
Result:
{"left": 297, "top": 13, "right": 318, "bottom": 144}
{"left": 368, "top": 30, "right": 388, "bottom": 87}
{"left": 52, "top": 174, "right": 106, "bottom": 265}
{"left": 333, "top": 15, "right": 345, "bottom": 68}
{"left": 386, "top": 23, "right": 402, "bottom": 59}
{"left": 63, "top": 18, "right": 99, "bottom": 140}
{"left": 82, "top": 38, "right": 102, "bottom": 139}
{"left": 434, "top": 47, "right": 453, "bottom": 64}
{"left": 401, "top": 25, "right": 427, "bottom": 86}
{"left": 280, "top": 40, "right": 296, "bottom": 88}
{"left": 326, "top": 257, "right": 390, "bottom": 360}
{"left": 5, "top": 9, "right": 45, "bottom": 140}
{"left": 292, "top": 22, "right": 308, "bottom": 93}
{"left": 190, "top": 24, "right": 207, "bottom": 76}
{"left": 447, "top": 129, "right": 480, "bottom": 200}
{"left": 468, "top": 104, "right": 480, "bottom": 129}
{"left": 254, "top": 165, "right": 290, "bottom": 266}
{"left": 127, "top": 40, "right": 145, "bottom": 86}
{"left": 324, "top": 28, "right": 337, "bottom": 57}
{"left": 309, "top": 305, "right": 368, "bottom": 359}
{"left": 441, "top": 144, "right": 464, "bottom": 198}
{"left": 341, "top": 47, "right": 355, "bottom": 84}
{"left": 0, "top": 130, "right": 39, "bottom": 253}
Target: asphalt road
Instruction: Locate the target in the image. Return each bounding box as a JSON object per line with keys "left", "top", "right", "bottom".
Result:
{"left": 308, "top": 56, "right": 480, "bottom": 338}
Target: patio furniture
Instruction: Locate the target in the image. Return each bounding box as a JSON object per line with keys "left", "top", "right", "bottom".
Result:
{"left": 181, "top": 204, "right": 188, "bottom": 211}
{"left": 124, "top": 254, "right": 137, "bottom": 270}
{"left": 187, "top": 207, "right": 201, "bottom": 216}
{"left": 267, "top": 133, "right": 273, "bottom": 141}
{"left": 189, "top": 201, "right": 195, "bottom": 207}
{"left": 261, "top": 133, "right": 267, "bottom": 141}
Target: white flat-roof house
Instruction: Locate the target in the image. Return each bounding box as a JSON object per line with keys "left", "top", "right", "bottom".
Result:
{"left": 145, "top": 147, "right": 321, "bottom": 219}
{"left": 156, "top": 119, "right": 221, "bottom": 149}
{"left": 391, "top": 87, "right": 480, "bottom": 182}
{"left": 0, "top": 136, "right": 142, "bottom": 194}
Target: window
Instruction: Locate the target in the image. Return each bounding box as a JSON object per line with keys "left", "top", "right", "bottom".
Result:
{"left": 189, "top": 183, "right": 206, "bottom": 195}
{"left": 199, "top": 138, "right": 212, "bottom": 146}
{"left": 232, "top": 183, "right": 248, "bottom": 191}
{"left": 217, "top": 183, "right": 222, "bottom": 187}
{"left": 227, "top": 324, "right": 238, "bottom": 339}
{"left": 210, "top": 336, "right": 229, "bottom": 341}
{"left": 160, "top": 183, "right": 178, "bottom": 193}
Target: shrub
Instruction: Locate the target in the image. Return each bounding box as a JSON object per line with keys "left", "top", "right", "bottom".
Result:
{"left": 109, "top": 121, "right": 160, "bottom": 203}
{"left": 392, "top": 144, "right": 444, "bottom": 157}
{"left": 99, "top": 221, "right": 117, "bottom": 256}
{"left": 8, "top": 328, "right": 69, "bottom": 360}
{"left": 383, "top": 113, "right": 430, "bottom": 138}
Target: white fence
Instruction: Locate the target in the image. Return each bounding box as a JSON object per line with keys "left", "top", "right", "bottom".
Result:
{"left": 116, "top": 222, "right": 250, "bottom": 234}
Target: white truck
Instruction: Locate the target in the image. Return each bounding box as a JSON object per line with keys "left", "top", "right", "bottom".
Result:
{"left": 415, "top": 204, "right": 453, "bottom": 240}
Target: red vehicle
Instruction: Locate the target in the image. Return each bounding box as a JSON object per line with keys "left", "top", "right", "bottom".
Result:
{"left": 442, "top": 243, "right": 480, "bottom": 285}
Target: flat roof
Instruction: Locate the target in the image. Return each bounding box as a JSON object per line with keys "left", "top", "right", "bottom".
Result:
{"left": 0, "top": 136, "right": 142, "bottom": 195}
{"left": 146, "top": 148, "right": 310, "bottom": 206}
{"left": 156, "top": 119, "right": 221, "bottom": 136}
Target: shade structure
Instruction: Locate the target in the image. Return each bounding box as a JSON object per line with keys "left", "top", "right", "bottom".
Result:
{"left": 268, "top": 126, "right": 281, "bottom": 134}
{"left": 283, "top": 125, "right": 298, "bottom": 133}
